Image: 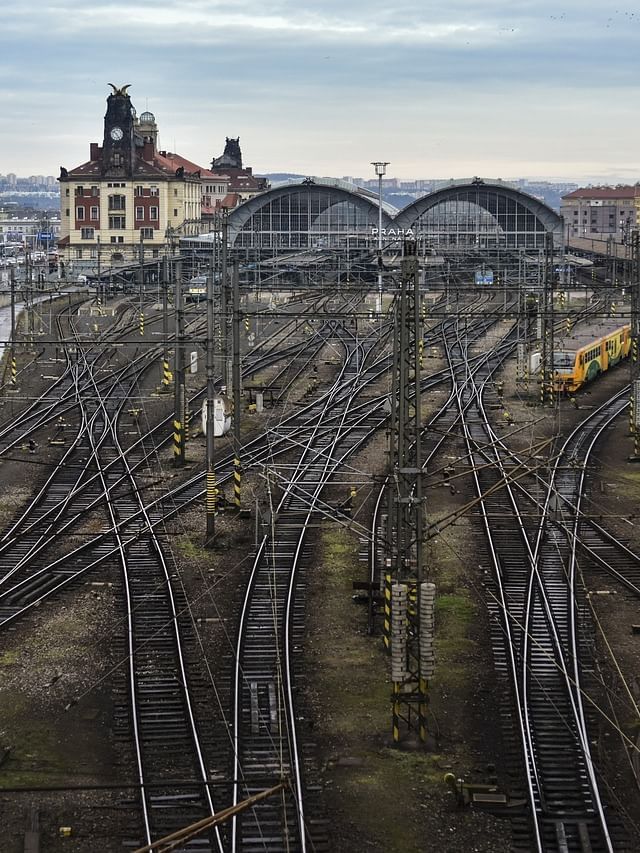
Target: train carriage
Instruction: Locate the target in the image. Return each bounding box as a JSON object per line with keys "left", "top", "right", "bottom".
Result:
{"left": 550, "top": 321, "right": 631, "bottom": 393}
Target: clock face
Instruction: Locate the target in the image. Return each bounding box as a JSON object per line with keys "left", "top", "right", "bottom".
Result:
{"left": 110, "top": 126, "right": 124, "bottom": 141}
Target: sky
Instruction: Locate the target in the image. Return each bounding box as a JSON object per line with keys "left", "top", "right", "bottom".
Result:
{"left": 1, "top": 1, "right": 639, "bottom": 184}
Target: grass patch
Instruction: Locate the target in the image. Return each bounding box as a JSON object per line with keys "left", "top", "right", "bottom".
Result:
{"left": 174, "top": 535, "right": 208, "bottom": 559}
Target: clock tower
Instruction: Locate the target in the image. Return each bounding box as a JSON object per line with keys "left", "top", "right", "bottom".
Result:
{"left": 102, "top": 84, "right": 136, "bottom": 176}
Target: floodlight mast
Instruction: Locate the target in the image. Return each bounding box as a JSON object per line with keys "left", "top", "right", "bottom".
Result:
{"left": 372, "top": 161, "right": 389, "bottom": 313}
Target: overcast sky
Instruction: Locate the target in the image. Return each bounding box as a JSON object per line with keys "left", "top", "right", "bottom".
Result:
{"left": 1, "top": 1, "right": 639, "bottom": 183}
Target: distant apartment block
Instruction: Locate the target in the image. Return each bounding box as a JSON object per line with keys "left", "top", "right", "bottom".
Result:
{"left": 561, "top": 186, "right": 640, "bottom": 242}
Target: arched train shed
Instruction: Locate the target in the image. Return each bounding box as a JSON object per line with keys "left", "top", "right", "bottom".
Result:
{"left": 227, "top": 180, "right": 396, "bottom": 251}
{"left": 394, "top": 180, "right": 563, "bottom": 250}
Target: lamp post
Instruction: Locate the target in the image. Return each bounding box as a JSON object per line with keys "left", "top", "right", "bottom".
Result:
{"left": 371, "top": 161, "right": 389, "bottom": 313}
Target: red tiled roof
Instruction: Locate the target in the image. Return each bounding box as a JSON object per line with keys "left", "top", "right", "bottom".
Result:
{"left": 62, "top": 147, "right": 206, "bottom": 181}
{"left": 217, "top": 193, "right": 242, "bottom": 209}
{"left": 158, "top": 151, "right": 228, "bottom": 180}
{"left": 562, "top": 186, "right": 640, "bottom": 200}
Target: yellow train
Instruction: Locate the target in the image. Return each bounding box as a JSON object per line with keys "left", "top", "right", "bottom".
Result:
{"left": 550, "top": 321, "right": 631, "bottom": 393}
{"left": 530, "top": 321, "right": 631, "bottom": 393}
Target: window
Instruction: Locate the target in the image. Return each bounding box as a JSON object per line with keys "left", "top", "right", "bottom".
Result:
{"left": 140, "top": 228, "right": 153, "bottom": 239}
{"left": 76, "top": 207, "right": 85, "bottom": 220}
{"left": 135, "top": 206, "right": 144, "bottom": 220}
{"left": 135, "top": 185, "right": 143, "bottom": 196}
{"left": 75, "top": 249, "right": 83, "bottom": 259}
{"left": 65, "top": 208, "right": 70, "bottom": 216}
{"left": 150, "top": 186, "right": 159, "bottom": 196}
{"left": 109, "top": 195, "right": 126, "bottom": 211}
{"left": 76, "top": 186, "right": 84, "bottom": 196}
{"left": 91, "top": 186, "right": 99, "bottom": 196}
{"left": 90, "top": 206, "right": 99, "bottom": 220}
{"left": 150, "top": 206, "right": 158, "bottom": 220}
{"left": 152, "top": 249, "right": 159, "bottom": 258}
{"left": 173, "top": 209, "right": 178, "bottom": 217}
{"left": 174, "top": 189, "right": 178, "bottom": 196}
{"left": 65, "top": 188, "right": 69, "bottom": 197}
{"left": 109, "top": 215, "right": 126, "bottom": 229}
{"left": 81, "top": 227, "right": 94, "bottom": 239}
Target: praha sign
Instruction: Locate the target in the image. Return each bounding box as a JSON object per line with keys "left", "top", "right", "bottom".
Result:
{"left": 371, "top": 227, "right": 416, "bottom": 238}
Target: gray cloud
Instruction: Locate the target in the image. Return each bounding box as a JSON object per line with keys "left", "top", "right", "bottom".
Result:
{"left": 1, "top": 2, "right": 639, "bottom": 181}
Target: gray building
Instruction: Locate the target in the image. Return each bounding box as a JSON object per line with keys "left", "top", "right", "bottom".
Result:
{"left": 561, "top": 186, "right": 639, "bottom": 243}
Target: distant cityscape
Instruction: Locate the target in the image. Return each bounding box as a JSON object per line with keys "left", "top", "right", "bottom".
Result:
{"left": 0, "top": 170, "right": 583, "bottom": 214}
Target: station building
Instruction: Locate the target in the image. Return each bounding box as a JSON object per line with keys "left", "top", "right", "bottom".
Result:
{"left": 58, "top": 85, "right": 205, "bottom": 272}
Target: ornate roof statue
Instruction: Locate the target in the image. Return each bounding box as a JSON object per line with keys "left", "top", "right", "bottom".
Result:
{"left": 108, "top": 83, "right": 132, "bottom": 97}
{"left": 212, "top": 137, "right": 242, "bottom": 170}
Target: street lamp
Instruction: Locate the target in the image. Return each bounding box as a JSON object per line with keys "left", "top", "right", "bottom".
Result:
{"left": 371, "top": 161, "right": 389, "bottom": 313}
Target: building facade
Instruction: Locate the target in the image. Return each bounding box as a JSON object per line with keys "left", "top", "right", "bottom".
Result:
{"left": 561, "top": 186, "right": 640, "bottom": 243}
{"left": 58, "top": 85, "right": 202, "bottom": 272}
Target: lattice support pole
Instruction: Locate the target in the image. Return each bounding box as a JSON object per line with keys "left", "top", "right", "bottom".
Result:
{"left": 540, "top": 232, "right": 556, "bottom": 407}
{"left": 386, "top": 240, "right": 428, "bottom": 744}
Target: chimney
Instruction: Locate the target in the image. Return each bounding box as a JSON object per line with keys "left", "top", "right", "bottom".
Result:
{"left": 90, "top": 143, "right": 100, "bottom": 161}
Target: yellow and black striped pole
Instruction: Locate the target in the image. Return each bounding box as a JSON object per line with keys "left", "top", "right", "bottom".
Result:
{"left": 383, "top": 571, "right": 392, "bottom": 652}
{"left": 233, "top": 457, "right": 242, "bottom": 510}
{"left": 419, "top": 676, "right": 428, "bottom": 743}
{"left": 162, "top": 358, "right": 172, "bottom": 387}
{"left": 392, "top": 682, "right": 401, "bottom": 743}
{"left": 206, "top": 469, "right": 217, "bottom": 530}
{"left": 173, "top": 417, "right": 184, "bottom": 465}
{"left": 10, "top": 353, "right": 16, "bottom": 386}
{"left": 139, "top": 310, "right": 144, "bottom": 336}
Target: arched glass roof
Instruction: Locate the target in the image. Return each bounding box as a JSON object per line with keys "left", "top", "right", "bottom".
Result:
{"left": 227, "top": 180, "right": 395, "bottom": 250}
{"left": 394, "top": 180, "right": 563, "bottom": 249}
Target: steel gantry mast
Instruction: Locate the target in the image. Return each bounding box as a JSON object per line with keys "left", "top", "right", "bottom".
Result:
{"left": 539, "top": 231, "right": 556, "bottom": 407}
{"left": 387, "top": 239, "right": 435, "bottom": 744}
